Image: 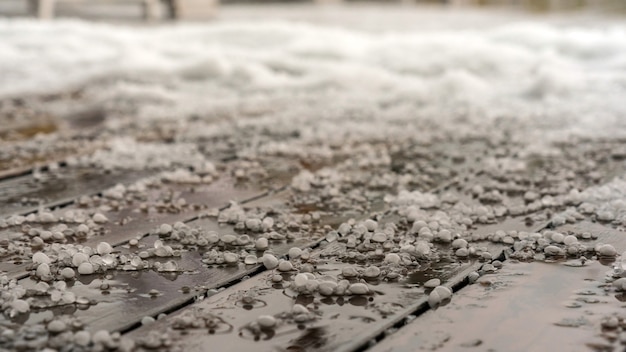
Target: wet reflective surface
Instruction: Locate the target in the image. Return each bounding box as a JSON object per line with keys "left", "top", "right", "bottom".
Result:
{"left": 370, "top": 258, "right": 625, "bottom": 352}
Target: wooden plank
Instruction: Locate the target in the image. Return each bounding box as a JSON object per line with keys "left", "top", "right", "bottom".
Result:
{"left": 0, "top": 101, "right": 104, "bottom": 179}
{"left": 85, "top": 223, "right": 314, "bottom": 332}
{"left": 0, "top": 168, "right": 152, "bottom": 217}
{"left": 0, "top": 141, "right": 244, "bottom": 207}
{"left": 124, "top": 242, "right": 503, "bottom": 352}
{"left": 369, "top": 222, "right": 626, "bottom": 352}
{"left": 78, "top": 187, "right": 347, "bottom": 333}
{"left": 371, "top": 262, "right": 621, "bottom": 352}
{"left": 17, "top": 227, "right": 313, "bottom": 333}
{"left": 0, "top": 139, "right": 101, "bottom": 181}
{"left": 369, "top": 261, "right": 616, "bottom": 352}
{"left": 0, "top": 137, "right": 300, "bottom": 217}
{"left": 0, "top": 191, "right": 290, "bottom": 350}
{"left": 0, "top": 177, "right": 266, "bottom": 280}
{"left": 1, "top": 189, "right": 299, "bottom": 334}
{"left": 0, "top": 156, "right": 302, "bottom": 281}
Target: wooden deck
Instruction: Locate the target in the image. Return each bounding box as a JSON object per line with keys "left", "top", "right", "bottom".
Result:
{"left": 1, "top": 90, "right": 626, "bottom": 351}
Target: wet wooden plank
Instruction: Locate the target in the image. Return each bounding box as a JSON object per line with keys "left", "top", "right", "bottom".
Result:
{"left": 0, "top": 193, "right": 291, "bottom": 345}
{"left": 0, "top": 177, "right": 266, "bottom": 280}
{"left": 124, "top": 244, "right": 501, "bottom": 352}
{"left": 2, "top": 189, "right": 301, "bottom": 335}
{"left": 85, "top": 231, "right": 314, "bottom": 332}
{"left": 0, "top": 168, "right": 152, "bottom": 217}
{"left": 76, "top": 190, "right": 298, "bottom": 332}
{"left": 369, "top": 222, "right": 626, "bottom": 352}
{"left": 16, "top": 228, "right": 313, "bottom": 334}
{"left": 556, "top": 220, "right": 626, "bottom": 247}
{"left": 0, "top": 130, "right": 102, "bottom": 180}
{"left": 369, "top": 260, "right": 620, "bottom": 352}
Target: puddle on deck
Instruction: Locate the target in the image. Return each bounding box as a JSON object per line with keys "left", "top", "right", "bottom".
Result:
{"left": 370, "top": 259, "right": 625, "bottom": 352}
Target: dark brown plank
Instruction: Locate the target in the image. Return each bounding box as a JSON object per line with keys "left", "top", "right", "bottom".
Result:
{"left": 124, "top": 244, "right": 501, "bottom": 352}
{"left": 369, "top": 222, "right": 626, "bottom": 352}
{"left": 75, "top": 190, "right": 298, "bottom": 333}
{"left": 0, "top": 168, "right": 152, "bottom": 217}
{"left": 1, "top": 188, "right": 298, "bottom": 334}
{"left": 0, "top": 177, "right": 266, "bottom": 280}
{"left": 369, "top": 261, "right": 620, "bottom": 352}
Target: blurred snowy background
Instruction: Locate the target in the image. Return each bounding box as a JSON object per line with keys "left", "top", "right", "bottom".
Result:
{"left": 1, "top": 1, "right": 625, "bottom": 147}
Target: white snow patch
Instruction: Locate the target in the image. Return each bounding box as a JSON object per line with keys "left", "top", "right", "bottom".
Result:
{"left": 0, "top": 16, "right": 625, "bottom": 141}
{"left": 79, "top": 137, "right": 205, "bottom": 170}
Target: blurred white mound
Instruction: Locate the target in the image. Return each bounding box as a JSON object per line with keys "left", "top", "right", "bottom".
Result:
{"left": 1, "top": 7, "right": 625, "bottom": 140}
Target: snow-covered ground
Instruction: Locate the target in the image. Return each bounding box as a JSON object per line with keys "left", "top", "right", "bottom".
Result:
{"left": 1, "top": 5, "right": 626, "bottom": 140}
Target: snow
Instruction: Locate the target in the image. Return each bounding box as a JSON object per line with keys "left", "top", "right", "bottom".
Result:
{"left": 572, "top": 176, "right": 626, "bottom": 224}
{"left": 1, "top": 11, "right": 625, "bottom": 143}
{"left": 82, "top": 137, "right": 205, "bottom": 170}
